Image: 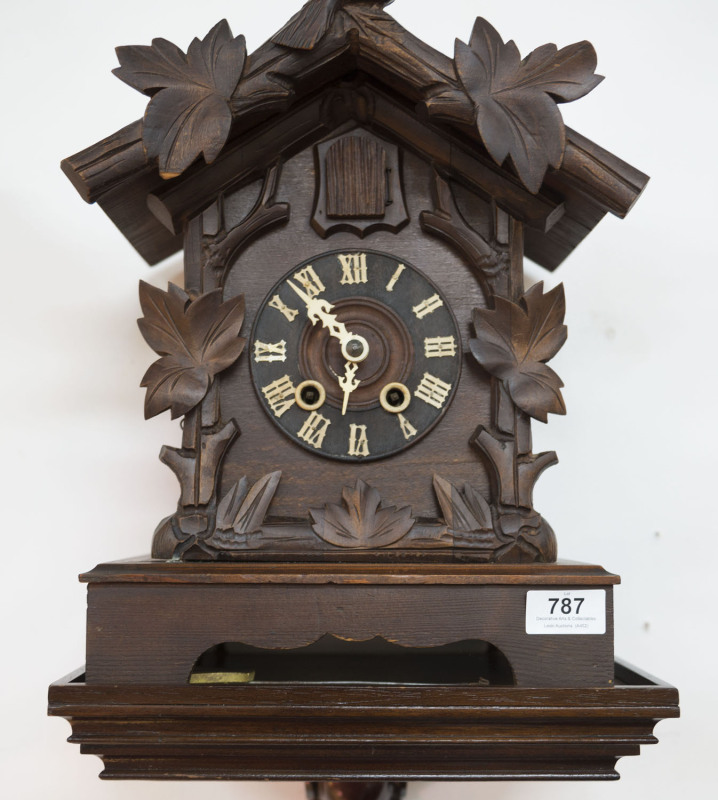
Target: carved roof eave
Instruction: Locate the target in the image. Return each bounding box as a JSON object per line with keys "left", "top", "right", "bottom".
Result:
{"left": 61, "top": 24, "right": 648, "bottom": 271}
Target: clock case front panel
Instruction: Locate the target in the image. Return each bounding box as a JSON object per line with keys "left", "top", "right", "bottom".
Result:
{"left": 222, "top": 146, "right": 493, "bottom": 510}
{"left": 151, "top": 87, "right": 559, "bottom": 563}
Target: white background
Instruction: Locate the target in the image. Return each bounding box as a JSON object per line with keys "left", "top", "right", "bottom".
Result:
{"left": 1, "top": 0, "right": 715, "bottom": 797}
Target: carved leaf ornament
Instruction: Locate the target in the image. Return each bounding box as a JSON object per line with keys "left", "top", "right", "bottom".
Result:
{"left": 114, "top": 21, "right": 247, "bottom": 177}
{"left": 429, "top": 18, "right": 603, "bottom": 192}
{"left": 205, "top": 471, "right": 282, "bottom": 551}
{"left": 138, "top": 282, "right": 246, "bottom": 419}
{"left": 470, "top": 282, "right": 567, "bottom": 422}
{"left": 310, "top": 480, "right": 414, "bottom": 548}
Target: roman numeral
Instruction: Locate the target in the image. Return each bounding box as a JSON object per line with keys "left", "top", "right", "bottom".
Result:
{"left": 424, "top": 335, "right": 457, "bottom": 358}
{"left": 348, "top": 424, "right": 370, "bottom": 457}
{"left": 268, "top": 294, "right": 299, "bottom": 322}
{"left": 397, "top": 414, "right": 417, "bottom": 440}
{"left": 415, "top": 372, "right": 452, "bottom": 409}
{"left": 262, "top": 375, "right": 296, "bottom": 418}
{"left": 386, "top": 263, "right": 405, "bottom": 292}
{"left": 254, "top": 339, "right": 287, "bottom": 363}
{"left": 297, "top": 411, "right": 331, "bottom": 449}
{"left": 292, "top": 265, "right": 325, "bottom": 299}
{"left": 412, "top": 293, "right": 444, "bottom": 319}
{"left": 338, "top": 253, "right": 368, "bottom": 285}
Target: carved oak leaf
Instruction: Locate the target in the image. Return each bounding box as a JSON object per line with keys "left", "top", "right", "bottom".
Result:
{"left": 310, "top": 480, "right": 414, "bottom": 548}
{"left": 114, "top": 20, "right": 246, "bottom": 178}
{"left": 273, "top": 0, "right": 395, "bottom": 51}
{"left": 138, "top": 281, "right": 246, "bottom": 420}
{"left": 206, "top": 471, "right": 282, "bottom": 550}
{"left": 438, "top": 18, "right": 603, "bottom": 193}
{"left": 470, "top": 282, "right": 567, "bottom": 422}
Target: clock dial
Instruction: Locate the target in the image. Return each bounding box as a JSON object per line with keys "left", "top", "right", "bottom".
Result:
{"left": 250, "top": 250, "right": 461, "bottom": 461}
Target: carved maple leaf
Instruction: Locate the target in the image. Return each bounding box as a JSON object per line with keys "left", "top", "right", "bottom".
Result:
{"left": 470, "top": 282, "right": 567, "bottom": 422}
{"left": 310, "top": 480, "right": 414, "bottom": 548}
{"left": 138, "top": 281, "right": 246, "bottom": 419}
{"left": 431, "top": 18, "right": 602, "bottom": 193}
{"left": 114, "top": 20, "right": 247, "bottom": 177}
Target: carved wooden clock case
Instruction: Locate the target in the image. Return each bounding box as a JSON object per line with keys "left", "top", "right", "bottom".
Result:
{"left": 48, "top": 0, "right": 679, "bottom": 790}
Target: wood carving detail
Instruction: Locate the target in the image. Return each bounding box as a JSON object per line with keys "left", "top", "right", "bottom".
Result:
{"left": 151, "top": 467, "right": 282, "bottom": 560}
{"left": 310, "top": 480, "right": 415, "bottom": 549}
{"left": 273, "top": 1, "right": 395, "bottom": 51}
{"left": 469, "top": 282, "right": 567, "bottom": 423}
{"left": 427, "top": 18, "right": 603, "bottom": 193}
{"left": 434, "top": 463, "right": 556, "bottom": 564}
{"left": 111, "top": 5, "right": 602, "bottom": 199}
{"left": 312, "top": 130, "right": 408, "bottom": 237}
{"left": 160, "top": 420, "right": 238, "bottom": 508}
{"left": 114, "top": 21, "right": 248, "bottom": 178}
{"left": 205, "top": 471, "right": 282, "bottom": 551}
{"left": 138, "top": 281, "right": 246, "bottom": 419}
{"left": 202, "top": 164, "right": 290, "bottom": 285}
{"left": 114, "top": 20, "right": 290, "bottom": 178}
{"left": 326, "top": 136, "right": 386, "bottom": 217}
{"left": 420, "top": 172, "right": 508, "bottom": 300}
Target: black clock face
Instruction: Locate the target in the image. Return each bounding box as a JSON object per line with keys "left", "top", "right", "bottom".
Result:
{"left": 250, "top": 250, "right": 461, "bottom": 461}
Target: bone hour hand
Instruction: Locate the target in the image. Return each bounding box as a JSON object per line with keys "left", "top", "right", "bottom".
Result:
{"left": 287, "top": 279, "right": 369, "bottom": 363}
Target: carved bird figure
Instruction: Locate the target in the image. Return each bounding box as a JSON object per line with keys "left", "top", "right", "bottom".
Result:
{"left": 273, "top": 0, "right": 394, "bottom": 51}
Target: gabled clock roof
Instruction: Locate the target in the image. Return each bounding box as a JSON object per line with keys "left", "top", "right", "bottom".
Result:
{"left": 61, "top": 1, "right": 648, "bottom": 271}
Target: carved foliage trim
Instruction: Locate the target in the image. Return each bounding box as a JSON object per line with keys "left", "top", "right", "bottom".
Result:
{"left": 273, "top": 1, "right": 395, "bottom": 51}
{"left": 138, "top": 281, "right": 246, "bottom": 419}
{"left": 114, "top": 21, "right": 248, "bottom": 178}
{"left": 151, "top": 469, "right": 282, "bottom": 559}
{"left": 470, "top": 282, "right": 567, "bottom": 423}
{"left": 427, "top": 18, "right": 603, "bottom": 192}
{"left": 205, "top": 471, "right": 282, "bottom": 551}
{"left": 310, "top": 480, "right": 415, "bottom": 549}
{"left": 434, "top": 469, "right": 557, "bottom": 564}
{"left": 113, "top": 8, "right": 600, "bottom": 194}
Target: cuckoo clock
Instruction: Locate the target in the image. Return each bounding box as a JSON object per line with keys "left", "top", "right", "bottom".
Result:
{"left": 49, "top": 0, "right": 678, "bottom": 791}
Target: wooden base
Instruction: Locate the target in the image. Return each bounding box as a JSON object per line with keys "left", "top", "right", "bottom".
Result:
{"left": 80, "top": 560, "right": 618, "bottom": 687}
{"left": 47, "top": 559, "right": 677, "bottom": 782}
{"left": 48, "top": 661, "right": 677, "bottom": 781}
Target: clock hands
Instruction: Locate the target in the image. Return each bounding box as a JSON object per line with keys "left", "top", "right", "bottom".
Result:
{"left": 287, "top": 280, "right": 368, "bottom": 363}
{"left": 287, "top": 279, "right": 368, "bottom": 415}
{"left": 337, "top": 362, "right": 360, "bottom": 416}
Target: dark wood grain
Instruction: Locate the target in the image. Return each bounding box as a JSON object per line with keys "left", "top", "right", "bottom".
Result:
{"left": 326, "top": 135, "right": 386, "bottom": 217}
{"left": 81, "top": 560, "right": 615, "bottom": 686}
{"left": 80, "top": 559, "right": 621, "bottom": 585}
{"left": 49, "top": 2, "right": 675, "bottom": 789}
{"left": 312, "top": 128, "right": 409, "bottom": 237}
{"left": 426, "top": 18, "right": 603, "bottom": 193}
{"left": 310, "top": 480, "right": 415, "bottom": 549}
{"left": 60, "top": 10, "right": 646, "bottom": 269}
{"left": 48, "top": 660, "right": 678, "bottom": 781}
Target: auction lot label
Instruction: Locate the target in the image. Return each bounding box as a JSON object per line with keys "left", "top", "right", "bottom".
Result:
{"left": 525, "top": 589, "right": 606, "bottom": 634}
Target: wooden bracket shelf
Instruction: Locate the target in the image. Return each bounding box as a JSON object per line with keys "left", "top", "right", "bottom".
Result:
{"left": 48, "top": 661, "right": 677, "bottom": 781}
{"left": 48, "top": 560, "right": 678, "bottom": 783}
